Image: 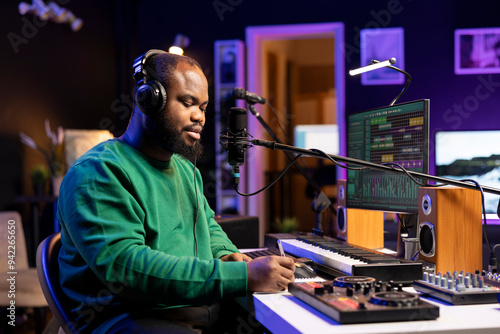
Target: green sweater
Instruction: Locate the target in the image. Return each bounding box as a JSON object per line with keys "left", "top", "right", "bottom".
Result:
{"left": 57, "top": 139, "right": 248, "bottom": 332}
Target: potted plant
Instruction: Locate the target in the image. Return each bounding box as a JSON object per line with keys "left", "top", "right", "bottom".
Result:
{"left": 20, "top": 119, "right": 66, "bottom": 196}
{"left": 30, "top": 164, "right": 49, "bottom": 196}
{"left": 273, "top": 216, "right": 298, "bottom": 233}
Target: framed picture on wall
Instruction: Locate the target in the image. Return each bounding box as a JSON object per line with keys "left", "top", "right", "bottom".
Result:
{"left": 360, "top": 27, "right": 405, "bottom": 85}
{"left": 455, "top": 27, "right": 500, "bottom": 75}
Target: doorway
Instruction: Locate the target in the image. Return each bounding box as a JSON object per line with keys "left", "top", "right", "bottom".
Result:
{"left": 244, "top": 23, "right": 346, "bottom": 246}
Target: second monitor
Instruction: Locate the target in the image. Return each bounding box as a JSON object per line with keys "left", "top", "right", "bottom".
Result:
{"left": 346, "top": 99, "right": 430, "bottom": 214}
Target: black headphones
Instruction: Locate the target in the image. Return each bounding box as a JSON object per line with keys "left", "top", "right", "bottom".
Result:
{"left": 133, "top": 49, "right": 168, "bottom": 116}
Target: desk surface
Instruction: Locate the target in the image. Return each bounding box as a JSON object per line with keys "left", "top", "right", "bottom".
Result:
{"left": 253, "top": 289, "right": 500, "bottom": 334}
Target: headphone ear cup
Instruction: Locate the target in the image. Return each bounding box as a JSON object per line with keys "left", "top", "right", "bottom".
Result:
{"left": 134, "top": 80, "right": 167, "bottom": 116}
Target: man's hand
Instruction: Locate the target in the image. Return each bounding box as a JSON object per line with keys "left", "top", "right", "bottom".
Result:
{"left": 220, "top": 252, "right": 252, "bottom": 262}
{"left": 247, "top": 256, "right": 295, "bottom": 292}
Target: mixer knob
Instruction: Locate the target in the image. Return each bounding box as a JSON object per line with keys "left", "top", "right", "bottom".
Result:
{"left": 472, "top": 274, "right": 479, "bottom": 288}
{"left": 465, "top": 276, "right": 471, "bottom": 288}
{"left": 428, "top": 273, "right": 434, "bottom": 283}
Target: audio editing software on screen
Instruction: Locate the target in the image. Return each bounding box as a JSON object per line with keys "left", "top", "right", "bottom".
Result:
{"left": 347, "top": 100, "right": 429, "bottom": 213}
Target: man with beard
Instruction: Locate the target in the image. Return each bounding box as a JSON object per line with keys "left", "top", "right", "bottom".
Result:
{"left": 56, "top": 50, "right": 295, "bottom": 333}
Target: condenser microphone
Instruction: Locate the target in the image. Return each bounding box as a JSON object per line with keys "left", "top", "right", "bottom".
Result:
{"left": 233, "top": 88, "right": 266, "bottom": 105}
{"left": 226, "top": 107, "right": 249, "bottom": 188}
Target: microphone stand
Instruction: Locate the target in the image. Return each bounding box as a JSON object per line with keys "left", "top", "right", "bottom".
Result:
{"left": 250, "top": 138, "right": 500, "bottom": 196}
{"left": 247, "top": 103, "right": 335, "bottom": 231}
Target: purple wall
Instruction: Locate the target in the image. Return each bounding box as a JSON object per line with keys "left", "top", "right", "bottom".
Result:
{"left": 1, "top": 0, "right": 500, "bottom": 212}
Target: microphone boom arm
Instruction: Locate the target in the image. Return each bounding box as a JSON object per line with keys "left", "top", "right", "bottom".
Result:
{"left": 250, "top": 138, "right": 500, "bottom": 196}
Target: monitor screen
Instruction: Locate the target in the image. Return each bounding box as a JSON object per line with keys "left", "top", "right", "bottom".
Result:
{"left": 435, "top": 130, "right": 500, "bottom": 219}
{"left": 346, "top": 99, "right": 430, "bottom": 214}
{"left": 294, "top": 124, "right": 340, "bottom": 155}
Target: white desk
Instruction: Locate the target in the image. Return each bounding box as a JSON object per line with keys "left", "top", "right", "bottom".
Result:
{"left": 253, "top": 289, "right": 500, "bottom": 334}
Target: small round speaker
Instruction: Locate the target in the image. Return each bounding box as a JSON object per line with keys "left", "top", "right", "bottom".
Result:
{"left": 336, "top": 206, "right": 347, "bottom": 238}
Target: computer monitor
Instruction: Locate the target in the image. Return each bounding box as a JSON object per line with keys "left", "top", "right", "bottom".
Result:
{"left": 293, "top": 124, "right": 340, "bottom": 155}
{"left": 346, "top": 99, "right": 430, "bottom": 214}
{"left": 435, "top": 129, "right": 500, "bottom": 221}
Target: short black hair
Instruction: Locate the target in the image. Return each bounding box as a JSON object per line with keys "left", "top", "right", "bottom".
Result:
{"left": 151, "top": 53, "right": 202, "bottom": 90}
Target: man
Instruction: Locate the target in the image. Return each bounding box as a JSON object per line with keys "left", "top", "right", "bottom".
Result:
{"left": 57, "top": 50, "right": 295, "bottom": 333}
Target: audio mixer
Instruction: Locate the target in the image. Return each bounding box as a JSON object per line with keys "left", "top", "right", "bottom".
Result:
{"left": 288, "top": 276, "right": 439, "bottom": 324}
{"left": 413, "top": 271, "right": 500, "bottom": 305}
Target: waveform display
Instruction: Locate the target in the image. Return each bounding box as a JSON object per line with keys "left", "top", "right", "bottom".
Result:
{"left": 346, "top": 99, "right": 429, "bottom": 214}
{"left": 364, "top": 173, "right": 418, "bottom": 201}
{"left": 348, "top": 172, "right": 420, "bottom": 211}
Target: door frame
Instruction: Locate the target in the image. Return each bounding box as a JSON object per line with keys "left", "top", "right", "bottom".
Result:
{"left": 245, "top": 22, "right": 346, "bottom": 246}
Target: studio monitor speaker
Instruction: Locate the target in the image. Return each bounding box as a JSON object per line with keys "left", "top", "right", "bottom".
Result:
{"left": 418, "top": 187, "right": 482, "bottom": 274}
{"left": 333, "top": 180, "right": 384, "bottom": 249}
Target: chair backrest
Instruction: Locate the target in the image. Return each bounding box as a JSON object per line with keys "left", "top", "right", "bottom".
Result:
{"left": 36, "top": 232, "right": 79, "bottom": 334}
{"left": 0, "top": 211, "right": 29, "bottom": 271}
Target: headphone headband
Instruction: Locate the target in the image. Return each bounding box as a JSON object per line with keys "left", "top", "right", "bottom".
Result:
{"left": 133, "top": 49, "right": 168, "bottom": 116}
{"left": 133, "top": 49, "right": 166, "bottom": 83}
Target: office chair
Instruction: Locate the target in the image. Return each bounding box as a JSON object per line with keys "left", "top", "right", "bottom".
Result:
{"left": 0, "top": 211, "right": 47, "bottom": 333}
{"left": 36, "top": 232, "right": 79, "bottom": 334}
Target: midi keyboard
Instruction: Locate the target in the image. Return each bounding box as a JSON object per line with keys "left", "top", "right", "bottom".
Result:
{"left": 275, "top": 234, "right": 422, "bottom": 284}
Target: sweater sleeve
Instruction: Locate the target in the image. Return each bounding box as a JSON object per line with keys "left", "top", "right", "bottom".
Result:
{"left": 192, "top": 168, "right": 242, "bottom": 259}
{"left": 58, "top": 158, "right": 248, "bottom": 307}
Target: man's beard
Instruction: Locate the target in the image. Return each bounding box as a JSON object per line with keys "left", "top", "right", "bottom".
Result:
{"left": 147, "top": 112, "right": 204, "bottom": 162}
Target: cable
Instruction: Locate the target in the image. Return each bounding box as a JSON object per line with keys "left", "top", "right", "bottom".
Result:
{"left": 266, "top": 101, "right": 292, "bottom": 144}
{"left": 309, "top": 149, "right": 367, "bottom": 171}
{"left": 370, "top": 59, "right": 412, "bottom": 106}
{"left": 461, "top": 179, "right": 491, "bottom": 252}
{"left": 307, "top": 149, "right": 493, "bottom": 251}
{"left": 387, "top": 65, "right": 412, "bottom": 106}
{"left": 380, "top": 162, "right": 447, "bottom": 188}
{"left": 193, "top": 157, "right": 199, "bottom": 258}
{"left": 235, "top": 154, "right": 302, "bottom": 196}
{"left": 396, "top": 213, "right": 410, "bottom": 236}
